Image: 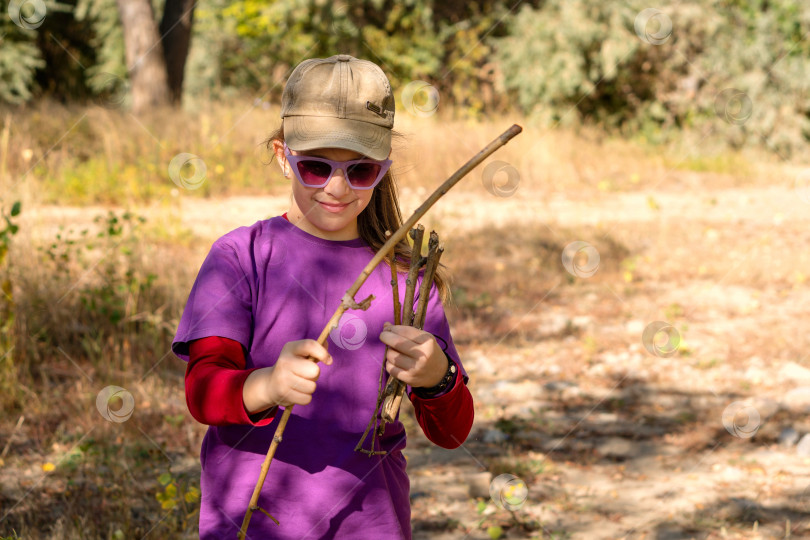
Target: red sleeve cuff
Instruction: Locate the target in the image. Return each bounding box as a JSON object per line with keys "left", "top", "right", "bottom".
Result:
{"left": 186, "top": 336, "right": 277, "bottom": 427}
{"left": 409, "top": 361, "right": 474, "bottom": 449}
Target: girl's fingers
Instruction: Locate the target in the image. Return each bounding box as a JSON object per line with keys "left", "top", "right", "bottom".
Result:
{"left": 290, "top": 378, "right": 317, "bottom": 395}
{"left": 295, "top": 339, "right": 333, "bottom": 365}
{"left": 387, "top": 348, "right": 420, "bottom": 370}
{"left": 385, "top": 353, "right": 416, "bottom": 374}
{"left": 291, "top": 360, "right": 321, "bottom": 381}
{"left": 385, "top": 361, "right": 407, "bottom": 383}
{"left": 382, "top": 332, "right": 427, "bottom": 360}
{"left": 281, "top": 389, "right": 314, "bottom": 407}
{"left": 383, "top": 324, "right": 426, "bottom": 341}
{"left": 274, "top": 379, "right": 317, "bottom": 406}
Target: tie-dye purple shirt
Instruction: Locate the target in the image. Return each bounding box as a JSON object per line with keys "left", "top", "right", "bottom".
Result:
{"left": 172, "top": 216, "right": 466, "bottom": 539}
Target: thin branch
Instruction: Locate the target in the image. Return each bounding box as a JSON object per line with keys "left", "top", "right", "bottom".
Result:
{"left": 414, "top": 232, "right": 443, "bottom": 330}
{"left": 355, "top": 236, "right": 400, "bottom": 455}
{"left": 402, "top": 225, "right": 425, "bottom": 327}
{"left": 0, "top": 415, "right": 24, "bottom": 460}
{"left": 382, "top": 226, "right": 425, "bottom": 422}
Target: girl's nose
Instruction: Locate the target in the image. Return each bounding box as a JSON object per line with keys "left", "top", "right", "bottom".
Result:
{"left": 324, "top": 168, "right": 352, "bottom": 197}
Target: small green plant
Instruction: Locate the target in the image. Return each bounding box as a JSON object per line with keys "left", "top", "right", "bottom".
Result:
{"left": 475, "top": 499, "right": 493, "bottom": 530}
{"left": 676, "top": 323, "right": 691, "bottom": 357}
{"left": 675, "top": 411, "right": 697, "bottom": 424}
{"left": 487, "top": 453, "right": 548, "bottom": 485}
{"left": 695, "top": 357, "right": 720, "bottom": 370}
{"left": 582, "top": 335, "right": 598, "bottom": 360}
{"left": 0, "top": 200, "right": 21, "bottom": 408}
{"left": 487, "top": 525, "right": 504, "bottom": 539}
{"left": 80, "top": 211, "right": 154, "bottom": 327}
{"left": 164, "top": 413, "right": 185, "bottom": 427}
{"left": 0, "top": 201, "right": 21, "bottom": 253}
{"left": 475, "top": 495, "right": 542, "bottom": 539}
{"left": 494, "top": 418, "right": 521, "bottom": 436}
{"left": 36, "top": 209, "right": 163, "bottom": 371}
{"left": 664, "top": 302, "right": 684, "bottom": 320}
{"left": 38, "top": 210, "right": 154, "bottom": 321}
{"left": 155, "top": 470, "right": 201, "bottom": 533}
{"left": 620, "top": 256, "right": 640, "bottom": 284}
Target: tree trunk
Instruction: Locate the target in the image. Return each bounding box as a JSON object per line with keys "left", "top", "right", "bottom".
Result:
{"left": 116, "top": 0, "right": 170, "bottom": 114}
{"left": 159, "top": 0, "right": 196, "bottom": 105}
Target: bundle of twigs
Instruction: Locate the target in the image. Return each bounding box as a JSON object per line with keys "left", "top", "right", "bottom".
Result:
{"left": 237, "top": 124, "right": 522, "bottom": 539}
{"left": 355, "top": 225, "right": 444, "bottom": 455}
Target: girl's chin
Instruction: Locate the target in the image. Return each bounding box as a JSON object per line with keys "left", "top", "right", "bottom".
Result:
{"left": 307, "top": 210, "right": 353, "bottom": 228}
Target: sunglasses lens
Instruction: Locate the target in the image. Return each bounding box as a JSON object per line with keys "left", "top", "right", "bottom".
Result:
{"left": 297, "top": 160, "right": 332, "bottom": 185}
{"left": 346, "top": 163, "right": 382, "bottom": 188}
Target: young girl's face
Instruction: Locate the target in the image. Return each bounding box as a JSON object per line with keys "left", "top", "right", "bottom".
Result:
{"left": 273, "top": 140, "right": 377, "bottom": 241}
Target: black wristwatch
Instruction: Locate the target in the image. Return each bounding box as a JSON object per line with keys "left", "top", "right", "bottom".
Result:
{"left": 412, "top": 353, "right": 458, "bottom": 399}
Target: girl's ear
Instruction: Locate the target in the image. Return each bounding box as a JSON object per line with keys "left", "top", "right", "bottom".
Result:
{"left": 272, "top": 139, "right": 289, "bottom": 177}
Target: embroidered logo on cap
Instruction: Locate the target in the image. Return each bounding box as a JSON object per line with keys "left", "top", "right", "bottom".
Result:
{"left": 366, "top": 101, "right": 387, "bottom": 118}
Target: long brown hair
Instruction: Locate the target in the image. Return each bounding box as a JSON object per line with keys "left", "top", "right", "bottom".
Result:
{"left": 262, "top": 125, "right": 452, "bottom": 307}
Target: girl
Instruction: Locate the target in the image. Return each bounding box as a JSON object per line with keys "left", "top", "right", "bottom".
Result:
{"left": 172, "top": 54, "right": 474, "bottom": 540}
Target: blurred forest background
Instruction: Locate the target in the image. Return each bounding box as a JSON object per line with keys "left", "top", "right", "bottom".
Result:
{"left": 2, "top": 1, "right": 810, "bottom": 539}
{"left": 2, "top": 0, "right": 810, "bottom": 155}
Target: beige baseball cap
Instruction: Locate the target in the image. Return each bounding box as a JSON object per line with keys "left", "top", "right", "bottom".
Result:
{"left": 280, "top": 54, "right": 395, "bottom": 161}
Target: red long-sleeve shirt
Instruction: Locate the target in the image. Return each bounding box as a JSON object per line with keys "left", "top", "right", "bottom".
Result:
{"left": 184, "top": 212, "right": 474, "bottom": 449}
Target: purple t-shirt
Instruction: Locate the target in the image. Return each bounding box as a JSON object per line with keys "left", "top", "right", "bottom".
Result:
{"left": 172, "top": 216, "right": 466, "bottom": 540}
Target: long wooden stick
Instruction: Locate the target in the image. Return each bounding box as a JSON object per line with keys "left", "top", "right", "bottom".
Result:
{"left": 238, "top": 124, "right": 522, "bottom": 538}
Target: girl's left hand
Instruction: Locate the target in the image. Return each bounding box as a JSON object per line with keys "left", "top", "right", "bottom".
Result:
{"left": 379, "top": 322, "right": 447, "bottom": 388}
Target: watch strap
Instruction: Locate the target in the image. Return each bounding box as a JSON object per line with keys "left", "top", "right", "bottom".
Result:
{"left": 412, "top": 352, "right": 458, "bottom": 399}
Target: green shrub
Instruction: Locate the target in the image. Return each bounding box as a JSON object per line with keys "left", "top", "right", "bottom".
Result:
{"left": 495, "top": 0, "right": 810, "bottom": 157}
{"left": 0, "top": 15, "right": 45, "bottom": 104}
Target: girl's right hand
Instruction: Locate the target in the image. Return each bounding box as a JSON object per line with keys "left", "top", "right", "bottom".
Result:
{"left": 264, "top": 340, "right": 333, "bottom": 407}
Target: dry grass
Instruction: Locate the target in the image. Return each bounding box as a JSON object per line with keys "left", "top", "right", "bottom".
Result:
{"left": 0, "top": 97, "right": 787, "bottom": 209}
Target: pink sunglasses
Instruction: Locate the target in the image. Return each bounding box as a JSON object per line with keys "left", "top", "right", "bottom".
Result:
{"left": 283, "top": 143, "right": 392, "bottom": 190}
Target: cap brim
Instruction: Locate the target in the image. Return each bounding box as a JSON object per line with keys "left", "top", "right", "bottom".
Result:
{"left": 284, "top": 116, "right": 392, "bottom": 161}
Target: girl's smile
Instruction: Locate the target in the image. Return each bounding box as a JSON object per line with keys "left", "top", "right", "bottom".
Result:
{"left": 317, "top": 200, "right": 351, "bottom": 212}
